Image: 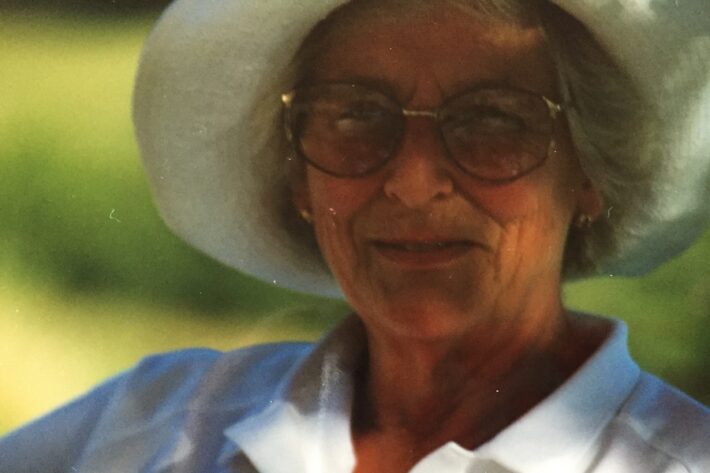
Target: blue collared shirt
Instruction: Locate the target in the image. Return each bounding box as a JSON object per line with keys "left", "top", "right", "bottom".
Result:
{"left": 1, "top": 315, "right": 708, "bottom": 472}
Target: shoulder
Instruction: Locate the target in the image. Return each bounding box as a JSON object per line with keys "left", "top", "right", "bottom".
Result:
{"left": 128, "top": 342, "right": 311, "bottom": 377}
{"left": 113, "top": 342, "right": 314, "bottom": 418}
{"left": 122, "top": 343, "right": 311, "bottom": 391}
{"left": 622, "top": 373, "right": 710, "bottom": 451}
{"left": 610, "top": 372, "right": 710, "bottom": 472}
{"left": 0, "top": 342, "right": 314, "bottom": 473}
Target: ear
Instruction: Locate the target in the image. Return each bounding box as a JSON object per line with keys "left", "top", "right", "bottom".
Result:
{"left": 576, "top": 177, "right": 604, "bottom": 221}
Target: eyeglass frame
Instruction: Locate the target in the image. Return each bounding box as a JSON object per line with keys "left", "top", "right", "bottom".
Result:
{"left": 281, "top": 82, "right": 566, "bottom": 184}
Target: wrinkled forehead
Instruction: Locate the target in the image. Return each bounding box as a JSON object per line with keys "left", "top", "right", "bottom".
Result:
{"left": 306, "top": 0, "right": 543, "bottom": 53}
{"left": 327, "top": 0, "right": 542, "bottom": 28}
{"left": 296, "top": 0, "right": 557, "bottom": 101}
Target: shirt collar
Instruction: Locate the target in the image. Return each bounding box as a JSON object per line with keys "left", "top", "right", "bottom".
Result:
{"left": 475, "top": 316, "right": 641, "bottom": 473}
{"left": 221, "top": 316, "right": 364, "bottom": 473}
{"left": 221, "top": 315, "right": 640, "bottom": 473}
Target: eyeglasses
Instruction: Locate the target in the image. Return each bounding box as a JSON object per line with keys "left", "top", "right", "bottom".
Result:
{"left": 281, "top": 83, "right": 564, "bottom": 183}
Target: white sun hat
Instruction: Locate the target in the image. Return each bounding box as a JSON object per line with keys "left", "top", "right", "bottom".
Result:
{"left": 133, "top": 0, "right": 710, "bottom": 298}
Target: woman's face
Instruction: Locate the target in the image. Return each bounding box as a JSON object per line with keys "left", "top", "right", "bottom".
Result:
{"left": 294, "top": 6, "right": 600, "bottom": 340}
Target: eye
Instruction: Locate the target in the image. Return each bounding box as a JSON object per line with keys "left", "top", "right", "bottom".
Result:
{"left": 334, "top": 101, "right": 391, "bottom": 134}
{"left": 447, "top": 106, "right": 526, "bottom": 135}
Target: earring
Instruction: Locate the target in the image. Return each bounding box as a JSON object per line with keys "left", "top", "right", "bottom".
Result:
{"left": 574, "top": 213, "right": 593, "bottom": 230}
{"left": 299, "top": 208, "right": 313, "bottom": 224}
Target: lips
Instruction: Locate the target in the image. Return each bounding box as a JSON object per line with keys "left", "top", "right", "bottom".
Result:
{"left": 374, "top": 240, "right": 474, "bottom": 251}
{"left": 371, "top": 238, "right": 481, "bottom": 267}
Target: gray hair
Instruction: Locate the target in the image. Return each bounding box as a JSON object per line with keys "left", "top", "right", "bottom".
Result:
{"left": 253, "top": 0, "right": 658, "bottom": 279}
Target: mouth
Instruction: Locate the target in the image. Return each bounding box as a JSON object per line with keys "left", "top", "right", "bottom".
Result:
{"left": 371, "top": 239, "right": 482, "bottom": 267}
{"left": 374, "top": 240, "right": 474, "bottom": 251}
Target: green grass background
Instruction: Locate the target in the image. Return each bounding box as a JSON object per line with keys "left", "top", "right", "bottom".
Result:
{"left": 1, "top": 12, "right": 708, "bottom": 435}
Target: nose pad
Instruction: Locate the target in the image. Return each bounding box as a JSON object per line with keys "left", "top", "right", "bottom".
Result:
{"left": 383, "top": 118, "right": 454, "bottom": 208}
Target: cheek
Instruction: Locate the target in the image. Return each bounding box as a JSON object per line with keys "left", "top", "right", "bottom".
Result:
{"left": 310, "top": 200, "right": 357, "bottom": 294}
{"left": 464, "top": 160, "right": 579, "bottom": 228}
{"left": 464, "top": 181, "right": 560, "bottom": 229}
{"left": 306, "top": 171, "right": 381, "bottom": 219}
{"left": 467, "top": 178, "right": 576, "bottom": 275}
{"left": 305, "top": 171, "right": 382, "bottom": 283}
{"left": 468, "top": 185, "right": 536, "bottom": 223}
{"left": 307, "top": 182, "right": 351, "bottom": 260}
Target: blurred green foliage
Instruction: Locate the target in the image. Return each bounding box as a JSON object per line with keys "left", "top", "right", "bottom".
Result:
{"left": 0, "top": 12, "right": 707, "bottom": 434}
{"left": 0, "top": 12, "right": 338, "bottom": 315}
{"left": 0, "top": 12, "right": 349, "bottom": 433}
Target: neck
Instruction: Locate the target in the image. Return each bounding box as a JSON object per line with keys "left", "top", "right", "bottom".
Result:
{"left": 351, "top": 299, "right": 606, "bottom": 459}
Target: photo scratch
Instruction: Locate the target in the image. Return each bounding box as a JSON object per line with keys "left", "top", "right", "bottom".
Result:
{"left": 109, "top": 209, "right": 122, "bottom": 223}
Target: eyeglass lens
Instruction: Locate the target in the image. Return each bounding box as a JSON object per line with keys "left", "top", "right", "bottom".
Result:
{"left": 287, "top": 84, "right": 555, "bottom": 181}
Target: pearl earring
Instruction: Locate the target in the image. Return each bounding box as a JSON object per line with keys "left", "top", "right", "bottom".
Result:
{"left": 299, "top": 208, "right": 313, "bottom": 224}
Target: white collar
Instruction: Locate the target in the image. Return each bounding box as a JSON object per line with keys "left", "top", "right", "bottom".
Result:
{"left": 474, "top": 317, "right": 641, "bottom": 473}
{"left": 221, "top": 316, "right": 363, "bottom": 473}
{"left": 221, "top": 315, "right": 640, "bottom": 473}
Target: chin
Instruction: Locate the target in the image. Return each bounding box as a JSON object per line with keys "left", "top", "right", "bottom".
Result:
{"left": 360, "top": 288, "right": 488, "bottom": 342}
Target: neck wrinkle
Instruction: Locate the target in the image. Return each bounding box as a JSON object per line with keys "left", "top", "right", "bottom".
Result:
{"left": 352, "top": 305, "right": 602, "bottom": 453}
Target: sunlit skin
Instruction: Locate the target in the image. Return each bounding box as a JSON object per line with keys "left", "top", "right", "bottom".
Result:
{"left": 292, "top": 5, "right": 606, "bottom": 472}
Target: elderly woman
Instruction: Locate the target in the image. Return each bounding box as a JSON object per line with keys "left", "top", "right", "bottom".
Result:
{"left": 1, "top": 0, "right": 709, "bottom": 472}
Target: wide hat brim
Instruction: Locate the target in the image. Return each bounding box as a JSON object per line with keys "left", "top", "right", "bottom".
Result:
{"left": 134, "top": 0, "right": 710, "bottom": 298}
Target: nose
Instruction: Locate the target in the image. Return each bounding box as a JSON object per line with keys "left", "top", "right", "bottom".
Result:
{"left": 383, "top": 118, "right": 454, "bottom": 208}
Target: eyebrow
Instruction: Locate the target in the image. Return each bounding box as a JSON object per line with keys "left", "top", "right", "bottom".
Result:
{"left": 305, "top": 75, "right": 540, "bottom": 103}
{"left": 304, "top": 75, "right": 402, "bottom": 98}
